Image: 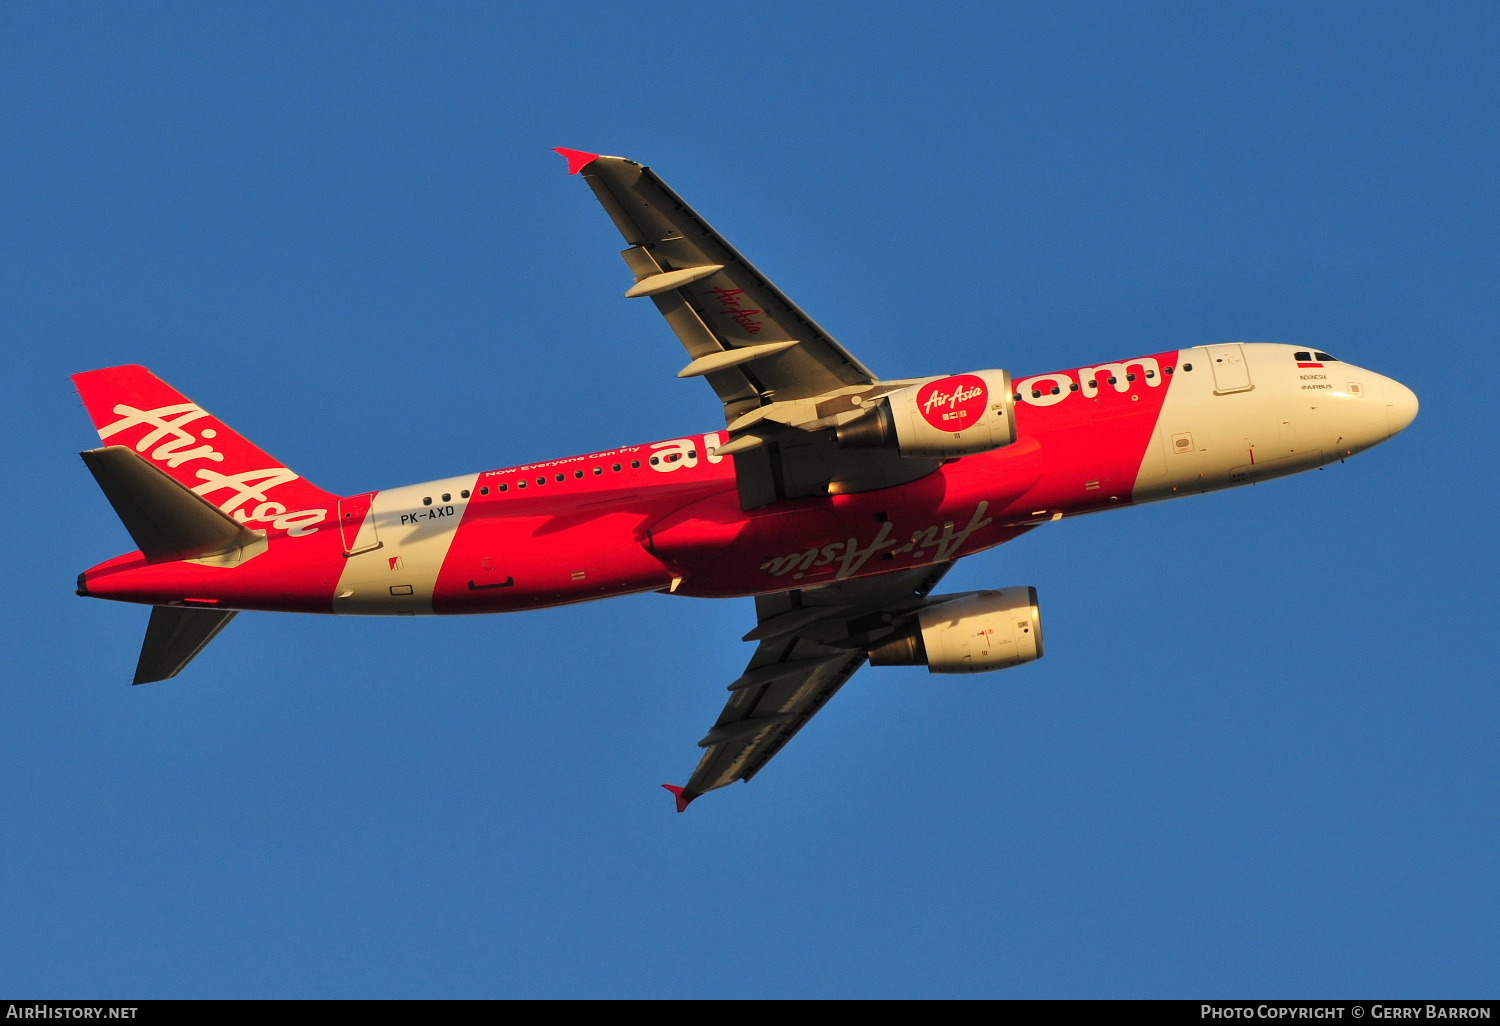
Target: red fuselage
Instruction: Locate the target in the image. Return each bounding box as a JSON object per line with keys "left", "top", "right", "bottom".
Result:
{"left": 79, "top": 344, "right": 1417, "bottom": 616}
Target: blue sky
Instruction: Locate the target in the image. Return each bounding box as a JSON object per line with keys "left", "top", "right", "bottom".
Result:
{"left": 3, "top": 1, "right": 1495, "bottom": 998}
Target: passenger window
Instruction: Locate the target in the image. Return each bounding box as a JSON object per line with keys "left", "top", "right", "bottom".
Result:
{"left": 1050, "top": 386, "right": 1060, "bottom": 395}
{"left": 1086, "top": 380, "right": 1097, "bottom": 388}
{"left": 1183, "top": 363, "right": 1193, "bottom": 371}
{"left": 441, "top": 493, "right": 451, "bottom": 502}
{"left": 593, "top": 467, "right": 603, "bottom": 475}
{"left": 1146, "top": 370, "right": 1155, "bottom": 378}
{"left": 631, "top": 460, "right": 641, "bottom": 469}
{"left": 422, "top": 497, "right": 432, "bottom": 506}
{"left": 1069, "top": 383, "right": 1079, "bottom": 391}
{"left": 1126, "top": 373, "right": 1136, "bottom": 381}
{"left": 1165, "top": 367, "right": 1174, "bottom": 375}
{"left": 516, "top": 481, "right": 525, "bottom": 489}
{"left": 480, "top": 487, "right": 489, "bottom": 495}
{"left": 1107, "top": 376, "right": 1118, "bottom": 385}
{"left": 460, "top": 489, "right": 470, "bottom": 499}
{"left": 556, "top": 474, "right": 565, "bottom": 482}
{"left": 612, "top": 463, "right": 622, "bottom": 472}
{"left": 536, "top": 477, "right": 546, "bottom": 486}
{"left": 1030, "top": 390, "right": 1041, "bottom": 399}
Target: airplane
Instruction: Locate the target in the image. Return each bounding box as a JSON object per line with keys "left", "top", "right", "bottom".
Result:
{"left": 73, "top": 148, "right": 1419, "bottom": 811}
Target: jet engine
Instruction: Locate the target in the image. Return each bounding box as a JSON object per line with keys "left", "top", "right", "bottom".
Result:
{"left": 868, "top": 587, "right": 1043, "bottom": 674}
{"left": 836, "top": 370, "right": 1016, "bottom": 459}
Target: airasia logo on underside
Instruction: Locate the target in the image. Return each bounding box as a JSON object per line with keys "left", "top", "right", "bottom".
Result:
{"left": 917, "top": 375, "right": 987, "bottom": 432}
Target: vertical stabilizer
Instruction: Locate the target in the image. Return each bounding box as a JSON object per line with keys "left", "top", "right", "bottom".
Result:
{"left": 72, "top": 365, "right": 339, "bottom": 538}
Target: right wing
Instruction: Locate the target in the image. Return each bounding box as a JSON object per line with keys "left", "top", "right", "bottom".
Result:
{"left": 664, "top": 562, "right": 954, "bottom": 811}
{"left": 558, "top": 149, "right": 941, "bottom": 508}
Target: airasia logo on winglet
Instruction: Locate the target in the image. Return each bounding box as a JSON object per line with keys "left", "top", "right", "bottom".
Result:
{"left": 917, "top": 375, "right": 988, "bottom": 432}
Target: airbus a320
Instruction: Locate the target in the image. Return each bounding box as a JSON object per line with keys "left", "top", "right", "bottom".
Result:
{"left": 73, "top": 149, "right": 1419, "bottom": 809}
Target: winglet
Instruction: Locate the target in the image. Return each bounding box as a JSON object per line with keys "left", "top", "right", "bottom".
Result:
{"left": 662, "top": 784, "right": 695, "bottom": 813}
{"left": 553, "top": 147, "right": 600, "bottom": 175}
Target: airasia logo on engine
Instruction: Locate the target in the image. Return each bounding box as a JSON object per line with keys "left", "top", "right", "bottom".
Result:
{"left": 917, "top": 375, "right": 987, "bottom": 432}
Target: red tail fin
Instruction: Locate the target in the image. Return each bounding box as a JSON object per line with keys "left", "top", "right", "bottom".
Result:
{"left": 72, "top": 365, "right": 339, "bottom": 539}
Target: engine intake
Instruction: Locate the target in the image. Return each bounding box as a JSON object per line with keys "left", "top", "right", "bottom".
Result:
{"left": 837, "top": 369, "right": 1016, "bottom": 459}
{"left": 868, "top": 587, "right": 1043, "bottom": 674}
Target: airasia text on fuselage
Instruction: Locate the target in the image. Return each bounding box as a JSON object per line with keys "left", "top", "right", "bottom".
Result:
{"left": 1013, "top": 356, "right": 1165, "bottom": 406}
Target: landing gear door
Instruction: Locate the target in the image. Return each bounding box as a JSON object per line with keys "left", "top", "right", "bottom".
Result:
{"left": 1205, "top": 343, "right": 1253, "bottom": 395}
{"left": 338, "top": 492, "right": 383, "bottom": 557}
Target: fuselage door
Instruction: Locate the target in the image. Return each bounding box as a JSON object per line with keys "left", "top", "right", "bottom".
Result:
{"left": 1205, "top": 343, "right": 1254, "bottom": 395}
{"left": 338, "top": 491, "right": 383, "bottom": 557}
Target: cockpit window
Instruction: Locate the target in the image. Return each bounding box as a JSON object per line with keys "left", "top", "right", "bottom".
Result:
{"left": 1315, "top": 351, "right": 1336, "bottom": 361}
{"left": 1294, "top": 351, "right": 1312, "bottom": 361}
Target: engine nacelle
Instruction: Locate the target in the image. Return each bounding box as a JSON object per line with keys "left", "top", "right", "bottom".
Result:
{"left": 868, "top": 588, "right": 1043, "bottom": 674}
{"left": 836, "top": 369, "right": 1016, "bottom": 459}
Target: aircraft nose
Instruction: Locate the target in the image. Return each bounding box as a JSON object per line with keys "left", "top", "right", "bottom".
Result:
{"left": 1384, "top": 378, "right": 1419, "bottom": 438}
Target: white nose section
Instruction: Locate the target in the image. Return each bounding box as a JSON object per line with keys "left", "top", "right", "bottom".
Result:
{"left": 1384, "top": 379, "right": 1419, "bottom": 438}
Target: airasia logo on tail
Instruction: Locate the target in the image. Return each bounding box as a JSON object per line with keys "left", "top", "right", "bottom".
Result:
{"left": 97, "top": 402, "right": 327, "bottom": 536}
{"left": 917, "top": 375, "right": 988, "bottom": 432}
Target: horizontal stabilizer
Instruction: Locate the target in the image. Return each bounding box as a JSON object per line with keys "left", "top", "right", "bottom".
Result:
{"left": 135, "top": 605, "right": 238, "bottom": 685}
{"left": 80, "top": 446, "right": 264, "bottom": 563}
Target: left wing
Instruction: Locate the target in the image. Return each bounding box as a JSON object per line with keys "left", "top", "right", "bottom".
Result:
{"left": 664, "top": 563, "right": 953, "bottom": 811}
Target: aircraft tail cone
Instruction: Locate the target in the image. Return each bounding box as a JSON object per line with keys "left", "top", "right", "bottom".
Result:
{"left": 662, "top": 784, "right": 695, "bottom": 813}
